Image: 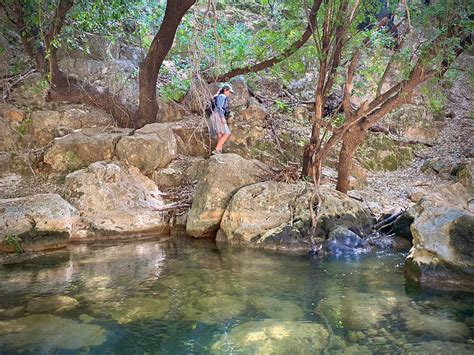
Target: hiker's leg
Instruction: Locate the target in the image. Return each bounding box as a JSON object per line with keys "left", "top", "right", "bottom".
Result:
{"left": 215, "top": 133, "right": 224, "bottom": 151}
{"left": 217, "top": 134, "right": 231, "bottom": 151}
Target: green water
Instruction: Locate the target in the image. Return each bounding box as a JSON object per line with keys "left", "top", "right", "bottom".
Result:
{"left": 0, "top": 236, "right": 473, "bottom": 354}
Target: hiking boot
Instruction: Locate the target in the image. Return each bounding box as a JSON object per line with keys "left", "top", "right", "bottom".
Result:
{"left": 211, "top": 149, "right": 221, "bottom": 155}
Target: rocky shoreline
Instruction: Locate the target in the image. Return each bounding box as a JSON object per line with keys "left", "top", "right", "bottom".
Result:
{"left": 1, "top": 54, "right": 473, "bottom": 293}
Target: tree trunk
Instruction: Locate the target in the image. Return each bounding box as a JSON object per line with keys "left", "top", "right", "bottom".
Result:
{"left": 336, "top": 126, "right": 367, "bottom": 194}
{"left": 136, "top": 0, "right": 196, "bottom": 128}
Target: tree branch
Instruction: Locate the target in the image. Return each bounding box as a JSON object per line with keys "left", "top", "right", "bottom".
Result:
{"left": 209, "top": 0, "right": 323, "bottom": 83}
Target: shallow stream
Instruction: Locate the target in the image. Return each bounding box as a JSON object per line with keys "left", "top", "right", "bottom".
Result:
{"left": 0, "top": 237, "right": 473, "bottom": 354}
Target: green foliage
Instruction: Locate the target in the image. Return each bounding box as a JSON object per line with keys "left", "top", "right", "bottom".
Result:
{"left": 17, "top": 118, "right": 32, "bottom": 137}
{"left": 4, "top": 235, "right": 23, "bottom": 253}
{"left": 420, "top": 81, "right": 447, "bottom": 117}
{"left": 274, "top": 99, "right": 290, "bottom": 112}
{"left": 159, "top": 78, "right": 190, "bottom": 103}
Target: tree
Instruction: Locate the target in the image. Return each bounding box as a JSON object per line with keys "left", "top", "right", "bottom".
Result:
{"left": 4, "top": 0, "right": 196, "bottom": 128}
{"left": 208, "top": 0, "right": 323, "bottom": 83}
{"left": 302, "top": 0, "right": 471, "bottom": 193}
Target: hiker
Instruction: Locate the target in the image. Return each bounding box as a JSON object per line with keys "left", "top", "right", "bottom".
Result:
{"left": 209, "top": 84, "right": 234, "bottom": 154}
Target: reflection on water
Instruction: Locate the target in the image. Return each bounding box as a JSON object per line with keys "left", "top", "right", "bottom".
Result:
{"left": 0, "top": 237, "right": 473, "bottom": 353}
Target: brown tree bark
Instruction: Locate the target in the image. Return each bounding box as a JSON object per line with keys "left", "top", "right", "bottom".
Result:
{"left": 336, "top": 126, "right": 367, "bottom": 193}
{"left": 136, "top": 0, "right": 196, "bottom": 128}
{"left": 210, "top": 0, "right": 323, "bottom": 83}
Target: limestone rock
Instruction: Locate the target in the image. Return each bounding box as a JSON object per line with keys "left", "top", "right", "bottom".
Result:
{"left": 152, "top": 157, "right": 205, "bottom": 188}
{"left": 61, "top": 105, "right": 115, "bottom": 128}
{"left": 160, "top": 118, "right": 210, "bottom": 156}
{"left": 218, "top": 181, "right": 371, "bottom": 253}
{"left": 30, "top": 110, "right": 64, "bottom": 146}
{"left": 116, "top": 123, "right": 177, "bottom": 174}
{"left": 0, "top": 105, "right": 25, "bottom": 123}
{"left": 186, "top": 154, "right": 270, "bottom": 238}
{"left": 211, "top": 320, "right": 330, "bottom": 354}
{"left": 456, "top": 159, "right": 473, "bottom": 194}
{"left": 64, "top": 161, "right": 169, "bottom": 239}
{"left": 0, "top": 117, "right": 15, "bottom": 151}
{"left": 157, "top": 99, "right": 187, "bottom": 122}
{"left": 357, "top": 133, "right": 414, "bottom": 171}
{"left": 387, "top": 104, "right": 444, "bottom": 144}
{"left": 0, "top": 194, "right": 79, "bottom": 252}
{"left": 236, "top": 102, "right": 267, "bottom": 123}
{"left": 44, "top": 127, "right": 131, "bottom": 172}
{"left": 405, "top": 183, "right": 474, "bottom": 291}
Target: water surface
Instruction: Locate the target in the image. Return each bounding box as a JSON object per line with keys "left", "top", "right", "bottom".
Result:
{"left": 0, "top": 237, "right": 473, "bottom": 353}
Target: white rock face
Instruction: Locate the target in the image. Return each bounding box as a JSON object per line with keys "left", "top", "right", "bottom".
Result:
{"left": 115, "top": 123, "right": 178, "bottom": 174}
{"left": 64, "top": 161, "right": 169, "bottom": 239}
{"left": 44, "top": 127, "right": 131, "bottom": 172}
{"left": 0, "top": 194, "right": 79, "bottom": 252}
{"left": 218, "top": 181, "right": 372, "bottom": 252}
{"left": 405, "top": 183, "right": 474, "bottom": 291}
{"left": 186, "top": 154, "right": 270, "bottom": 238}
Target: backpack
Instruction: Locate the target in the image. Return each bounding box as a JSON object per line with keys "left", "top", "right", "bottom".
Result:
{"left": 205, "top": 95, "right": 230, "bottom": 119}
{"left": 204, "top": 95, "right": 217, "bottom": 117}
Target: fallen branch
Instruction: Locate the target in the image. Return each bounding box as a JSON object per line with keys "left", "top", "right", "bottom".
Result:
{"left": 373, "top": 207, "right": 406, "bottom": 231}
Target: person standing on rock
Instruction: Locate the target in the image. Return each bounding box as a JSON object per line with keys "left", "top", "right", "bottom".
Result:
{"left": 210, "top": 84, "right": 234, "bottom": 155}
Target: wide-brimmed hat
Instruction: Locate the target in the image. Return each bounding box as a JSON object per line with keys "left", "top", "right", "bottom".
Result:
{"left": 222, "top": 84, "right": 235, "bottom": 93}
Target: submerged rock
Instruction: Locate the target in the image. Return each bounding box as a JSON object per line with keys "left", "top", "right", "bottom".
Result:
{"left": 94, "top": 296, "right": 170, "bottom": 324}
{"left": 26, "top": 295, "right": 78, "bottom": 314}
{"left": 211, "top": 320, "right": 331, "bottom": 354}
{"left": 0, "top": 314, "right": 106, "bottom": 351}
{"left": 401, "top": 308, "right": 470, "bottom": 342}
{"left": 217, "top": 181, "right": 371, "bottom": 253}
{"left": 186, "top": 154, "right": 270, "bottom": 238}
{"left": 324, "top": 227, "right": 371, "bottom": 256}
{"left": 316, "top": 291, "right": 395, "bottom": 331}
{"left": 402, "top": 341, "right": 474, "bottom": 354}
{"left": 405, "top": 183, "right": 474, "bottom": 291}
{"left": 64, "top": 161, "right": 169, "bottom": 239}
{"left": 181, "top": 294, "right": 247, "bottom": 324}
{"left": 250, "top": 297, "right": 304, "bottom": 321}
{"left": 0, "top": 194, "right": 79, "bottom": 253}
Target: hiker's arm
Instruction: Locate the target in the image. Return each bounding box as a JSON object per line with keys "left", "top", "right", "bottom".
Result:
{"left": 215, "top": 95, "right": 226, "bottom": 119}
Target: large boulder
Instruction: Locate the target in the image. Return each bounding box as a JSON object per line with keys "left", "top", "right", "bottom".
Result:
{"left": 0, "top": 194, "right": 79, "bottom": 252}
{"left": 357, "top": 133, "right": 414, "bottom": 171}
{"left": 44, "top": 127, "right": 131, "bottom": 172}
{"left": 152, "top": 156, "right": 206, "bottom": 188}
{"left": 405, "top": 183, "right": 474, "bottom": 291}
{"left": 217, "top": 181, "right": 372, "bottom": 253}
{"left": 456, "top": 159, "right": 473, "bottom": 194}
{"left": 29, "top": 107, "right": 115, "bottom": 147}
{"left": 186, "top": 154, "right": 270, "bottom": 238}
{"left": 116, "top": 123, "right": 177, "bottom": 174}
{"left": 167, "top": 118, "right": 211, "bottom": 156}
{"left": 64, "top": 161, "right": 169, "bottom": 239}
{"left": 386, "top": 104, "right": 444, "bottom": 144}
{"left": 30, "top": 110, "right": 63, "bottom": 146}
